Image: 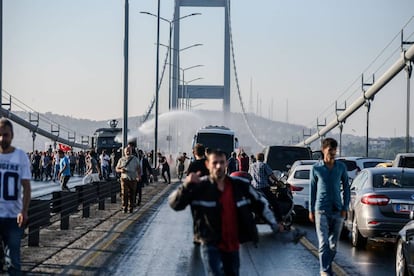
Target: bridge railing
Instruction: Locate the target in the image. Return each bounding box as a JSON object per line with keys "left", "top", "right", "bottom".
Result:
{"left": 27, "top": 179, "right": 119, "bottom": 247}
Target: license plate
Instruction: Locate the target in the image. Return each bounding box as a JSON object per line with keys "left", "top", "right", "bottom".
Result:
{"left": 395, "top": 204, "right": 413, "bottom": 213}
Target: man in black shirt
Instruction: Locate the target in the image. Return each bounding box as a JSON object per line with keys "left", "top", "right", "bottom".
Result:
{"left": 157, "top": 153, "right": 171, "bottom": 184}
{"left": 187, "top": 143, "right": 209, "bottom": 177}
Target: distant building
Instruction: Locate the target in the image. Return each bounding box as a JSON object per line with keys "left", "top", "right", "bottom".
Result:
{"left": 369, "top": 137, "right": 390, "bottom": 151}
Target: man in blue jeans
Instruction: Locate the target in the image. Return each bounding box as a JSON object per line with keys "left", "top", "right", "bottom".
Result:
{"left": 169, "top": 149, "right": 283, "bottom": 275}
{"left": 0, "top": 118, "right": 31, "bottom": 275}
{"left": 58, "top": 150, "right": 71, "bottom": 191}
{"left": 309, "top": 138, "right": 350, "bottom": 276}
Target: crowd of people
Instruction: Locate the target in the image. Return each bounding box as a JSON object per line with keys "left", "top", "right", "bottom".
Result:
{"left": 0, "top": 117, "right": 347, "bottom": 276}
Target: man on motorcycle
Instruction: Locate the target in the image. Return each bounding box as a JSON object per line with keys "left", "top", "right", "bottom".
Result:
{"left": 249, "top": 152, "right": 283, "bottom": 222}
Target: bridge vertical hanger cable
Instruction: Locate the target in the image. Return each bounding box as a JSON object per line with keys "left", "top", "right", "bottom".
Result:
{"left": 226, "top": 0, "right": 265, "bottom": 149}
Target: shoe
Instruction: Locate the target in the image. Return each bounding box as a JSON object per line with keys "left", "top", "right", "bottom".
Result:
{"left": 128, "top": 209, "right": 133, "bottom": 213}
{"left": 122, "top": 207, "right": 127, "bottom": 213}
{"left": 137, "top": 201, "right": 141, "bottom": 206}
{"left": 292, "top": 229, "right": 306, "bottom": 244}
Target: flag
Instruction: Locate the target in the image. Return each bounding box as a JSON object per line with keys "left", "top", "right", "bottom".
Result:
{"left": 58, "top": 143, "right": 72, "bottom": 152}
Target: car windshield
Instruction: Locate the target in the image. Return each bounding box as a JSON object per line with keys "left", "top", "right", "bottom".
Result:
{"left": 373, "top": 171, "right": 414, "bottom": 188}
{"left": 400, "top": 156, "right": 414, "bottom": 168}
{"left": 294, "top": 169, "right": 310, "bottom": 180}
{"left": 362, "top": 161, "right": 383, "bottom": 168}
{"left": 337, "top": 160, "right": 358, "bottom": 171}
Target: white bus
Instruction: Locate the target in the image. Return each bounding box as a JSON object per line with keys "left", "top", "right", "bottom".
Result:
{"left": 192, "top": 125, "right": 238, "bottom": 158}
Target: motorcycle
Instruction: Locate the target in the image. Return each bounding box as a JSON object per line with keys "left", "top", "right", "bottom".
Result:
{"left": 230, "top": 171, "right": 295, "bottom": 230}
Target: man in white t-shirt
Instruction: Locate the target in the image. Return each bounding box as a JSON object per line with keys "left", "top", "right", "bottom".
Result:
{"left": 0, "top": 118, "right": 31, "bottom": 275}
{"left": 99, "top": 150, "right": 110, "bottom": 180}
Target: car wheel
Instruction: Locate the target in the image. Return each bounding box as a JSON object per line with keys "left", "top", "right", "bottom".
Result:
{"left": 351, "top": 215, "right": 367, "bottom": 248}
{"left": 396, "top": 238, "right": 409, "bottom": 276}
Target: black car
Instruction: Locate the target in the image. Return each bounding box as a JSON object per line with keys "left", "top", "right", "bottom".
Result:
{"left": 263, "top": 145, "right": 312, "bottom": 174}
{"left": 396, "top": 216, "right": 414, "bottom": 275}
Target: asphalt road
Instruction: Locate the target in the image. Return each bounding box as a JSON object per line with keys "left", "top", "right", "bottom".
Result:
{"left": 99, "top": 187, "right": 320, "bottom": 276}
{"left": 296, "top": 218, "right": 395, "bottom": 276}
{"left": 27, "top": 178, "right": 397, "bottom": 275}
{"left": 31, "top": 175, "right": 84, "bottom": 198}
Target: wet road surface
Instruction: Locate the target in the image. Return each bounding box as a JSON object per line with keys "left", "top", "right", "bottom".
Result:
{"left": 297, "top": 219, "right": 395, "bottom": 276}
{"left": 100, "top": 186, "right": 320, "bottom": 276}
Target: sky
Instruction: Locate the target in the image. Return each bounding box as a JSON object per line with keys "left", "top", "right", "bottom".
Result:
{"left": 4, "top": 0, "right": 414, "bottom": 140}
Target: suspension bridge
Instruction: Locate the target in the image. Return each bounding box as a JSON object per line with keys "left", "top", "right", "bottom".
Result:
{"left": 1, "top": 1, "right": 414, "bottom": 155}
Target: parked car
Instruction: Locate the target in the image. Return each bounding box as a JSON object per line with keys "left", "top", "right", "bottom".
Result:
{"left": 393, "top": 153, "right": 414, "bottom": 168}
{"left": 376, "top": 162, "right": 392, "bottom": 168}
{"left": 263, "top": 145, "right": 312, "bottom": 175}
{"left": 395, "top": 213, "right": 414, "bottom": 276}
{"left": 336, "top": 157, "right": 389, "bottom": 183}
{"left": 288, "top": 159, "right": 319, "bottom": 178}
{"left": 286, "top": 164, "right": 313, "bottom": 217}
{"left": 343, "top": 167, "right": 414, "bottom": 248}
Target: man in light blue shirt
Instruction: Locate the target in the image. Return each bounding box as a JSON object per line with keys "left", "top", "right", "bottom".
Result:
{"left": 309, "top": 138, "right": 350, "bottom": 276}
{"left": 58, "top": 150, "right": 71, "bottom": 191}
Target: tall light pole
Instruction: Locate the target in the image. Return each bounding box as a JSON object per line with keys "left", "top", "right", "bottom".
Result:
{"left": 122, "top": 0, "right": 129, "bottom": 149}
{"left": 154, "top": 0, "right": 161, "bottom": 168}
{"left": 139, "top": 11, "right": 201, "bottom": 110}
{"left": 406, "top": 62, "right": 412, "bottom": 152}
{"left": 178, "top": 65, "right": 204, "bottom": 109}
{"left": 161, "top": 42, "right": 202, "bottom": 108}
{"left": 0, "top": 0, "right": 3, "bottom": 107}
{"left": 184, "top": 77, "right": 203, "bottom": 109}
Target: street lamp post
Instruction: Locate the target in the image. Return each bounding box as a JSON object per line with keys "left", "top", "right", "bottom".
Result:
{"left": 123, "top": 0, "right": 129, "bottom": 149}
{"left": 179, "top": 65, "right": 204, "bottom": 109}
{"left": 140, "top": 11, "right": 201, "bottom": 110}
{"left": 154, "top": 0, "right": 161, "bottom": 168}
{"left": 168, "top": 63, "right": 204, "bottom": 109}
{"left": 184, "top": 77, "right": 204, "bottom": 109}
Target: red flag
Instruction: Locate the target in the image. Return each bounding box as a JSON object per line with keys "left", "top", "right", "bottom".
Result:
{"left": 58, "top": 143, "right": 72, "bottom": 152}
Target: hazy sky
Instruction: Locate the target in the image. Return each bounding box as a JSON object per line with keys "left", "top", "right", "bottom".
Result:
{"left": 4, "top": 0, "right": 414, "bottom": 139}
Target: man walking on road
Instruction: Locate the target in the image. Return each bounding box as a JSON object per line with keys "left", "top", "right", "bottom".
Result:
{"left": 58, "top": 149, "right": 71, "bottom": 191}
{"left": 309, "top": 138, "right": 350, "bottom": 276}
{"left": 169, "top": 149, "right": 282, "bottom": 276}
{"left": 116, "top": 146, "right": 141, "bottom": 213}
{"left": 0, "top": 118, "right": 31, "bottom": 275}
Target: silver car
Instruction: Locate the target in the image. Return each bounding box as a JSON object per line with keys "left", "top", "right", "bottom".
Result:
{"left": 344, "top": 167, "right": 414, "bottom": 248}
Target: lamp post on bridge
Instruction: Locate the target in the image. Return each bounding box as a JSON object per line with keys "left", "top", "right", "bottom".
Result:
{"left": 179, "top": 65, "right": 204, "bottom": 109}
{"left": 184, "top": 77, "right": 204, "bottom": 110}
{"left": 31, "top": 131, "right": 36, "bottom": 153}
{"left": 139, "top": 11, "right": 201, "bottom": 110}
{"left": 168, "top": 63, "right": 204, "bottom": 109}
{"left": 162, "top": 43, "right": 203, "bottom": 108}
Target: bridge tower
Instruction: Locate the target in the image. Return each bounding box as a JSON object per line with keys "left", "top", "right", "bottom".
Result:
{"left": 171, "top": 0, "right": 230, "bottom": 112}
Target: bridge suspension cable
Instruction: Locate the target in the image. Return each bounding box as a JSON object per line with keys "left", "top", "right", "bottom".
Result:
{"left": 226, "top": 0, "right": 266, "bottom": 149}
